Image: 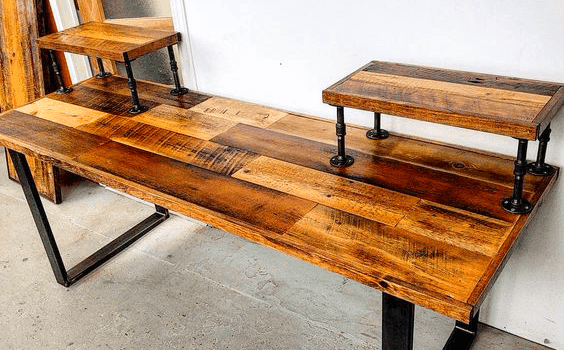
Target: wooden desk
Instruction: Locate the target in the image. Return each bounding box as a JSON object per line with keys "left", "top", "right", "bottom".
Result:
{"left": 0, "top": 77, "right": 558, "bottom": 350}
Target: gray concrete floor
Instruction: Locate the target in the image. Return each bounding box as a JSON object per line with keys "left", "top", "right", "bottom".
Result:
{"left": 0, "top": 147, "right": 553, "bottom": 350}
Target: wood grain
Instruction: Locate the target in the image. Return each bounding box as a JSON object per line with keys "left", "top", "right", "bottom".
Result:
{"left": 323, "top": 61, "right": 564, "bottom": 140}
{"left": 103, "top": 17, "right": 174, "bottom": 32}
{"left": 212, "top": 124, "right": 525, "bottom": 222}
{"left": 37, "top": 21, "right": 180, "bottom": 61}
{"left": 0, "top": 76, "right": 559, "bottom": 325}
{"left": 190, "top": 97, "right": 289, "bottom": 128}
{"left": 78, "top": 114, "right": 257, "bottom": 175}
{"left": 233, "top": 156, "right": 420, "bottom": 226}
{"left": 82, "top": 75, "right": 211, "bottom": 110}
{"left": 267, "top": 114, "right": 546, "bottom": 193}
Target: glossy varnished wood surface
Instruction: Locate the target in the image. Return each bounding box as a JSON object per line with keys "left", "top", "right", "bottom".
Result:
{"left": 0, "top": 77, "right": 558, "bottom": 324}
{"left": 323, "top": 61, "right": 564, "bottom": 140}
{"left": 36, "top": 21, "right": 180, "bottom": 61}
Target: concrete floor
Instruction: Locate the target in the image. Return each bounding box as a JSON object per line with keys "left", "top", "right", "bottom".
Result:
{"left": 0, "top": 147, "right": 553, "bottom": 350}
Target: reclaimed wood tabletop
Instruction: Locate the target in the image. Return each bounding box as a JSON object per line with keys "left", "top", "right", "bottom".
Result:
{"left": 323, "top": 61, "right": 564, "bottom": 140}
{"left": 0, "top": 76, "right": 558, "bottom": 324}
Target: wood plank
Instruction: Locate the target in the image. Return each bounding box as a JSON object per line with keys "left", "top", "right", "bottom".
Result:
{"left": 77, "top": 114, "right": 257, "bottom": 175}
{"left": 363, "top": 60, "right": 563, "bottom": 96}
{"left": 349, "top": 71, "right": 550, "bottom": 122}
{"left": 532, "top": 86, "right": 564, "bottom": 138}
{"left": 82, "top": 75, "right": 212, "bottom": 110}
{"left": 396, "top": 200, "right": 513, "bottom": 257}
{"left": 190, "top": 97, "right": 289, "bottom": 128}
{"left": 47, "top": 85, "right": 160, "bottom": 116}
{"left": 65, "top": 21, "right": 176, "bottom": 41}
{"left": 0, "top": 111, "right": 108, "bottom": 163}
{"left": 267, "top": 114, "right": 546, "bottom": 193}
{"left": 132, "top": 104, "right": 236, "bottom": 140}
{"left": 233, "top": 156, "right": 420, "bottom": 226}
{"left": 16, "top": 98, "right": 109, "bottom": 127}
{"left": 212, "top": 124, "right": 525, "bottom": 222}
{"left": 74, "top": 140, "right": 316, "bottom": 234}
{"left": 283, "top": 205, "right": 490, "bottom": 321}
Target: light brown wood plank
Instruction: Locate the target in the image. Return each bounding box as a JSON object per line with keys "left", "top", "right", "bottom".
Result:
{"left": 190, "top": 97, "right": 289, "bottom": 128}
{"left": 132, "top": 103, "right": 236, "bottom": 140}
{"left": 283, "top": 205, "right": 490, "bottom": 321}
{"left": 267, "top": 114, "right": 546, "bottom": 193}
{"left": 78, "top": 114, "right": 257, "bottom": 175}
{"left": 396, "top": 200, "right": 513, "bottom": 257}
{"left": 16, "top": 98, "right": 109, "bottom": 127}
{"left": 103, "top": 17, "right": 174, "bottom": 32}
{"left": 233, "top": 156, "right": 420, "bottom": 226}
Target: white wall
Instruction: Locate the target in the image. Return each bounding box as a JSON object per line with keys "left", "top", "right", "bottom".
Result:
{"left": 172, "top": 0, "right": 564, "bottom": 347}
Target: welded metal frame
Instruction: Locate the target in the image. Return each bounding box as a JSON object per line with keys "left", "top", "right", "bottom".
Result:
{"left": 9, "top": 149, "right": 169, "bottom": 287}
{"left": 381, "top": 293, "right": 479, "bottom": 350}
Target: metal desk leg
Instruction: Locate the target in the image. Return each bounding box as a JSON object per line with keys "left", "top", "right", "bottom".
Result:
{"left": 48, "top": 50, "right": 73, "bottom": 94}
{"left": 123, "top": 53, "right": 148, "bottom": 114}
{"left": 528, "top": 125, "right": 555, "bottom": 176}
{"left": 382, "top": 293, "right": 414, "bottom": 350}
{"left": 442, "top": 311, "right": 479, "bottom": 350}
{"left": 330, "top": 106, "right": 354, "bottom": 167}
{"left": 9, "top": 150, "right": 169, "bottom": 287}
{"left": 502, "top": 139, "right": 532, "bottom": 214}
{"left": 366, "top": 112, "right": 389, "bottom": 140}
{"left": 95, "top": 58, "right": 112, "bottom": 79}
{"left": 167, "top": 45, "right": 189, "bottom": 96}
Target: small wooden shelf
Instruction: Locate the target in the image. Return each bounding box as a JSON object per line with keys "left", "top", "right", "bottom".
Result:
{"left": 37, "top": 21, "right": 180, "bottom": 62}
{"left": 323, "top": 61, "right": 564, "bottom": 140}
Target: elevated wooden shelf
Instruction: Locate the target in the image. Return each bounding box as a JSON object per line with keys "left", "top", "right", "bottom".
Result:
{"left": 323, "top": 61, "right": 564, "bottom": 140}
{"left": 36, "top": 21, "right": 180, "bottom": 62}
{"left": 0, "top": 76, "right": 558, "bottom": 325}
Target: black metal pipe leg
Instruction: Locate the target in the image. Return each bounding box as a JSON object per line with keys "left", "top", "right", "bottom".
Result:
{"left": 9, "top": 149, "right": 169, "bottom": 287}
{"left": 528, "top": 125, "right": 555, "bottom": 176}
{"left": 330, "top": 107, "right": 354, "bottom": 167}
{"left": 442, "top": 311, "right": 479, "bottom": 350}
{"left": 382, "top": 293, "right": 414, "bottom": 350}
{"left": 167, "top": 45, "right": 189, "bottom": 96}
{"left": 502, "top": 139, "right": 532, "bottom": 214}
{"left": 95, "top": 58, "right": 112, "bottom": 79}
{"left": 123, "top": 53, "right": 148, "bottom": 114}
{"left": 48, "top": 50, "right": 73, "bottom": 94}
{"left": 366, "top": 112, "right": 389, "bottom": 140}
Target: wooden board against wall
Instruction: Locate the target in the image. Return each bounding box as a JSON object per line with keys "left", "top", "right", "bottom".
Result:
{"left": 1, "top": 0, "right": 71, "bottom": 203}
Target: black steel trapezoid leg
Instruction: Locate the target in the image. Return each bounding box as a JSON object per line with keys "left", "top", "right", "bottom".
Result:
{"left": 442, "top": 310, "right": 479, "bottom": 350}
{"left": 9, "top": 149, "right": 69, "bottom": 286}
{"left": 123, "top": 53, "right": 148, "bottom": 114}
{"left": 502, "top": 139, "right": 532, "bottom": 214}
{"left": 48, "top": 50, "right": 73, "bottom": 94}
{"left": 366, "top": 112, "right": 389, "bottom": 140}
{"left": 9, "top": 150, "right": 169, "bottom": 287}
{"left": 528, "top": 125, "right": 555, "bottom": 176}
{"left": 167, "top": 45, "right": 189, "bottom": 96}
{"left": 382, "top": 293, "right": 415, "bottom": 350}
{"left": 95, "top": 57, "right": 112, "bottom": 79}
{"left": 330, "top": 106, "right": 354, "bottom": 167}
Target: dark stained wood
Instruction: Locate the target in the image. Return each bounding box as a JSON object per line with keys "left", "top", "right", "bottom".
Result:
{"left": 47, "top": 85, "right": 160, "bottom": 116}
{"left": 363, "top": 60, "right": 563, "bottom": 96}
{"left": 82, "top": 75, "right": 211, "bottom": 110}
{"left": 0, "top": 77, "right": 559, "bottom": 325}
{"left": 267, "top": 114, "right": 546, "bottom": 193}
{"left": 323, "top": 61, "right": 564, "bottom": 140}
{"left": 37, "top": 21, "right": 180, "bottom": 62}
{"left": 212, "top": 124, "right": 526, "bottom": 222}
